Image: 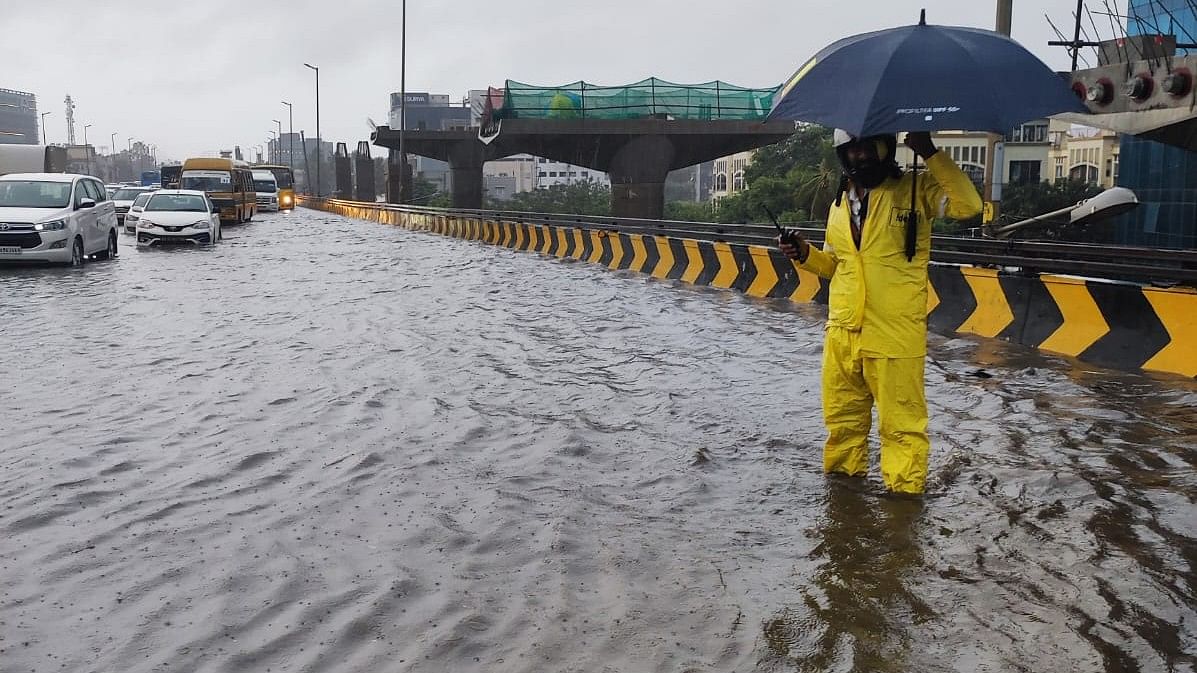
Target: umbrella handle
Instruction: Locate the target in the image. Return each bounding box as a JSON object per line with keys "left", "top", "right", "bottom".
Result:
{"left": 906, "top": 154, "right": 918, "bottom": 261}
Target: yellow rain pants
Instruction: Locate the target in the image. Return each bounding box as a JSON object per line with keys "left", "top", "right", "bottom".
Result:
{"left": 822, "top": 326, "right": 928, "bottom": 494}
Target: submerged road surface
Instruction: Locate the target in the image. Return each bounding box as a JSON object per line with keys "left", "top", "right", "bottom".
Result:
{"left": 2, "top": 209, "right": 1195, "bottom": 672}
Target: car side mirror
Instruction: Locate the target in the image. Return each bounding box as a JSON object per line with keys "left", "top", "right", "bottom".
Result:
{"left": 78, "top": 198, "right": 96, "bottom": 210}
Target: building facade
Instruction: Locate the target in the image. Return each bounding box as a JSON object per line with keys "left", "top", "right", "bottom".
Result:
{"left": 483, "top": 155, "right": 537, "bottom": 201}
{"left": 0, "top": 88, "right": 37, "bottom": 144}
{"left": 1116, "top": 0, "right": 1197, "bottom": 248}
{"left": 712, "top": 150, "right": 754, "bottom": 201}
{"left": 388, "top": 92, "right": 471, "bottom": 131}
{"left": 533, "top": 157, "right": 608, "bottom": 189}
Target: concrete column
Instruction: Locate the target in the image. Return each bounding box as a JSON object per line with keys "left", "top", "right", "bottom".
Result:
{"left": 446, "top": 140, "right": 488, "bottom": 209}
{"left": 607, "top": 135, "right": 674, "bottom": 219}
{"left": 449, "top": 163, "right": 484, "bottom": 209}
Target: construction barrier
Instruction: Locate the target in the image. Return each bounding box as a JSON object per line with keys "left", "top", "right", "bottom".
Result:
{"left": 302, "top": 198, "right": 1196, "bottom": 379}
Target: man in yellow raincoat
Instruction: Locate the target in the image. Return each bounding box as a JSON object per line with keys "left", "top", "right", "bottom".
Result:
{"left": 779, "top": 130, "right": 981, "bottom": 494}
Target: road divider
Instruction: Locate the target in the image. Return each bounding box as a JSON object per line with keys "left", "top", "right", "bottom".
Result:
{"left": 301, "top": 197, "right": 1195, "bottom": 378}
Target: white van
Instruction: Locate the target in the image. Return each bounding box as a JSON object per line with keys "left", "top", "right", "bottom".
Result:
{"left": 0, "top": 173, "right": 119, "bottom": 266}
{"left": 252, "top": 170, "right": 279, "bottom": 212}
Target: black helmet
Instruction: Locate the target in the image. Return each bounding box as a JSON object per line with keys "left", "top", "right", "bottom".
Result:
{"left": 833, "top": 129, "right": 902, "bottom": 190}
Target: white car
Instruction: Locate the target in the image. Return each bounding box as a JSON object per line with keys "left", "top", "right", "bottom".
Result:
{"left": 0, "top": 173, "right": 119, "bottom": 266}
{"left": 252, "top": 170, "right": 279, "bottom": 212}
{"left": 123, "top": 191, "right": 155, "bottom": 233}
{"left": 136, "top": 190, "right": 221, "bottom": 246}
{"left": 111, "top": 186, "right": 154, "bottom": 227}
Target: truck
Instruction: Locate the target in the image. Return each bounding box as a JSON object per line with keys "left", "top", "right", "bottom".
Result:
{"left": 0, "top": 145, "right": 68, "bottom": 176}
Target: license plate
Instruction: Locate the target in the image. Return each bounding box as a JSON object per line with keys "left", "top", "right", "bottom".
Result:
{"left": 0, "top": 246, "right": 20, "bottom": 254}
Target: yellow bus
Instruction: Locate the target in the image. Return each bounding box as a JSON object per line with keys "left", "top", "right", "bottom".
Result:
{"left": 180, "top": 158, "right": 257, "bottom": 223}
{"left": 252, "top": 164, "right": 296, "bottom": 210}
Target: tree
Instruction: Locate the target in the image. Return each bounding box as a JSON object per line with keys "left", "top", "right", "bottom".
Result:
{"left": 664, "top": 201, "right": 716, "bottom": 222}
{"left": 998, "top": 179, "right": 1104, "bottom": 223}
{"left": 500, "top": 181, "right": 611, "bottom": 216}
{"left": 713, "top": 125, "right": 839, "bottom": 224}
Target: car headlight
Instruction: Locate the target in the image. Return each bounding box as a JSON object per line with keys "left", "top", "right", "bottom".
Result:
{"left": 192, "top": 221, "right": 210, "bottom": 229}
{"left": 139, "top": 220, "right": 156, "bottom": 228}
{"left": 34, "top": 219, "right": 67, "bottom": 231}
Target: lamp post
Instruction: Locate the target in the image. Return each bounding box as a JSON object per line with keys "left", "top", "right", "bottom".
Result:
{"left": 272, "top": 119, "right": 282, "bottom": 164}
{"left": 281, "top": 101, "right": 294, "bottom": 176}
{"left": 83, "top": 124, "right": 93, "bottom": 174}
{"left": 303, "top": 62, "right": 320, "bottom": 196}
{"left": 398, "top": 0, "right": 408, "bottom": 203}
{"left": 40, "top": 111, "right": 51, "bottom": 144}
{"left": 986, "top": 187, "right": 1139, "bottom": 239}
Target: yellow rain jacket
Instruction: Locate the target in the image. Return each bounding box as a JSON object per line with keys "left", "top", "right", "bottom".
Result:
{"left": 799, "top": 151, "right": 981, "bottom": 493}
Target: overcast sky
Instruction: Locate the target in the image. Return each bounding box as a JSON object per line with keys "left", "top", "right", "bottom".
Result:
{"left": 4, "top": 0, "right": 1101, "bottom": 160}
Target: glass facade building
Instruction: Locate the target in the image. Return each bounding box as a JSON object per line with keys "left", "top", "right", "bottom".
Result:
{"left": 0, "top": 88, "right": 37, "bottom": 145}
{"left": 1116, "top": 0, "right": 1197, "bottom": 247}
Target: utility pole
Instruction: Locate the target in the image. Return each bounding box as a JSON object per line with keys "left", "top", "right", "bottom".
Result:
{"left": 40, "top": 111, "right": 51, "bottom": 144}
{"left": 272, "top": 119, "right": 282, "bottom": 163}
{"left": 64, "top": 95, "right": 76, "bottom": 145}
{"left": 981, "top": 0, "right": 1013, "bottom": 224}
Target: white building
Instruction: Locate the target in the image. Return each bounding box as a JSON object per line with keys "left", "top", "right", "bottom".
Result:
{"left": 533, "top": 157, "right": 609, "bottom": 188}
{"left": 484, "top": 154, "right": 538, "bottom": 201}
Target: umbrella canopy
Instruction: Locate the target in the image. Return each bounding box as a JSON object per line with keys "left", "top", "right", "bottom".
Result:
{"left": 768, "top": 12, "right": 1087, "bottom": 136}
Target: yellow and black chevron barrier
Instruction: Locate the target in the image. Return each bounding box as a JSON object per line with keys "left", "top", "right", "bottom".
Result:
{"left": 303, "top": 198, "right": 1196, "bottom": 379}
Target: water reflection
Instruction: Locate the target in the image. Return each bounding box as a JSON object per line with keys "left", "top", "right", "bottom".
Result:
{"left": 763, "top": 479, "right": 929, "bottom": 672}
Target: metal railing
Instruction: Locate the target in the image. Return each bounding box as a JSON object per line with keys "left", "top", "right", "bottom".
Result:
{"left": 302, "top": 198, "right": 1197, "bottom": 286}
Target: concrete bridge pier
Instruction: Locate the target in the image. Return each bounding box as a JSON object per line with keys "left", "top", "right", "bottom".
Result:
{"left": 608, "top": 136, "right": 675, "bottom": 220}
{"left": 447, "top": 142, "right": 486, "bottom": 209}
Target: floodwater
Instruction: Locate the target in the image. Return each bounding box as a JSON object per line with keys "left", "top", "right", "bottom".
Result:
{"left": 1, "top": 209, "right": 1194, "bottom": 673}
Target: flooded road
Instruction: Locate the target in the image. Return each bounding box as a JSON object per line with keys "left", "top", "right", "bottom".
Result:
{"left": 2, "top": 209, "right": 1195, "bottom": 672}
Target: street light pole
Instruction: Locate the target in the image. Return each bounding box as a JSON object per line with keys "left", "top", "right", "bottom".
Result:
{"left": 83, "top": 124, "right": 93, "bottom": 174}
{"left": 304, "top": 62, "right": 321, "bottom": 196}
{"left": 40, "top": 111, "right": 51, "bottom": 144}
{"left": 272, "top": 119, "right": 282, "bottom": 163}
{"left": 281, "top": 100, "right": 294, "bottom": 177}
{"left": 398, "top": 0, "right": 408, "bottom": 203}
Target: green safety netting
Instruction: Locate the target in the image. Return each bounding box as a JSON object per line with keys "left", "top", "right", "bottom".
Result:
{"left": 493, "top": 78, "right": 780, "bottom": 121}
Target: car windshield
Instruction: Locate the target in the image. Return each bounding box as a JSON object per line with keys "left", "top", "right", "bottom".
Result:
{"left": 113, "top": 188, "right": 146, "bottom": 201}
{"left": 180, "top": 170, "right": 232, "bottom": 193}
{"left": 145, "top": 194, "right": 208, "bottom": 212}
{"left": 0, "top": 180, "right": 73, "bottom": 208}
{"left": 132, "top": 193, "right": 153, "bottom": 207}
{"left": 253, "top": 180, "right": 277, "bottom": 192}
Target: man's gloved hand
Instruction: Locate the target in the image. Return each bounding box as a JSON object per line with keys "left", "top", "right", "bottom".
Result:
{"left": 904, "top": 131, "right": 938, "bottom": 160}
{"left": 777, "top": 230, "right": 810, "bottom": 263}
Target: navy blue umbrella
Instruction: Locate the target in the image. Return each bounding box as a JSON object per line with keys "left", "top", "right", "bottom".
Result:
{"left": 769, "top": 11, "right": 1086, "bottom": 135}
{"left": 768, "top": 11, "right": 1086, "bottom": 260}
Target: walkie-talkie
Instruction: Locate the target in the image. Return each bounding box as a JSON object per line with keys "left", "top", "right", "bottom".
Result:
{"left": 764, "top": 207, "right": 799, "bottom": 247}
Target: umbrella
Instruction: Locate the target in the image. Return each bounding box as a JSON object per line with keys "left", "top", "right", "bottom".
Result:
{"left": 768, "top": 10, "right": 1088, "bottom": 258}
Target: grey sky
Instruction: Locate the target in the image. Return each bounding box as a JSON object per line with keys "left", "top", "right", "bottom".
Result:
{"left": 4, "top": 0, "right": 1097, "bottom": 160}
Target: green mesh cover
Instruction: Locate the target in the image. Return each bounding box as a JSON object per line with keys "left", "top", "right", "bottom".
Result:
{"left": 495, "top": 78, "right": 779, "bottom": 121}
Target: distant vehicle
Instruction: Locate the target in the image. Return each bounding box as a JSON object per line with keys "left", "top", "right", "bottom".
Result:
{"left": 123, "top": 191, "right": 155, "bottom": 233}
{"left": 160, "top": 164, "right": 182, "bottom": 189}
{"left": 111, "top": 186, "right": 155, "bottom": 226}
{"left": 140, "top": 170, "right": 161, "bottom": 187}
{"left": 105, "top": 184, "right": 122, "bottom": 199}
{"left": 252, "top": 164, "right": 295, "bottom": 209}
{"left": 0, "top": 173, "right": 119, "bottom": 266}
{"left": 0, "top": 145, "right": 69, "bottom": 177}
{"left": 251, "top": 170, "right": 279, "bottom": 212}
{"left": 136, "top": 189, "right": 221, "bottom": 246}
{"left": 179, "top": 157, "right": 256, "bottom": 223}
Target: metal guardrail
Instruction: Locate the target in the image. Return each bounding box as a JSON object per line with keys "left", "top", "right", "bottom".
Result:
{"left": 304, "top": 198, "right": 1197, "bottom": 286}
